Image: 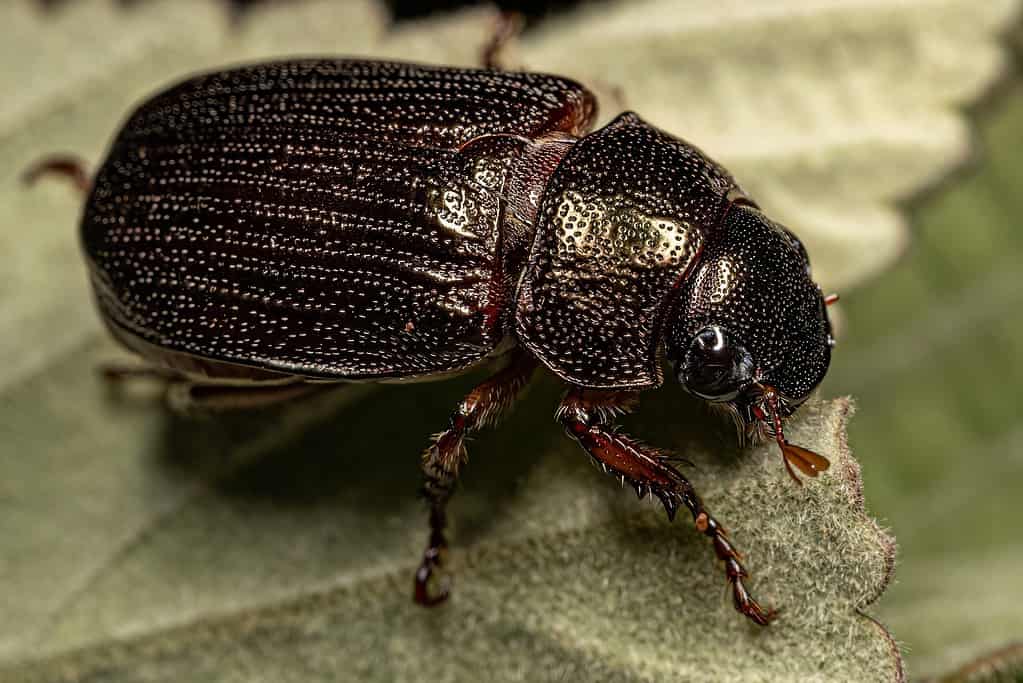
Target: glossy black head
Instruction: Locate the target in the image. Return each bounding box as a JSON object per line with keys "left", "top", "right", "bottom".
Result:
{"left": 678, "top": 326, "right": 756, "bottom": 402}
{"left": 665, "top": 203, "right": 833, "bottom": 436}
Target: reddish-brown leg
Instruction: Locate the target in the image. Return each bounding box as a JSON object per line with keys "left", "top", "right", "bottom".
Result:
{"left": 480, "top": 10, "right": 523, "bottom": 70}
{"left": 556, "top": 388, "right": 777, "bottom": 627}
{"left": 22, "top": 154, "right": 92, "bottom": 194}
{"left": 415, "top": 349, "right": 538, "bottom": 606}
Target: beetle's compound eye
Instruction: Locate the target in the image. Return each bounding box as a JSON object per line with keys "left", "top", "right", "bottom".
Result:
{"left": 678, "top": 326, "right": 755, "bottom": 402}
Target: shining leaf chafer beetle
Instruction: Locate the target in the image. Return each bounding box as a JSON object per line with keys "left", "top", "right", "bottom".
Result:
{"left": 29, "top": 58, "right": 838, "bottom": 627}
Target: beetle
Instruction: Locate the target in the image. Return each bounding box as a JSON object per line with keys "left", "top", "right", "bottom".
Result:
{"left": 28, "top": 57, "right": 838, "bottom": 627}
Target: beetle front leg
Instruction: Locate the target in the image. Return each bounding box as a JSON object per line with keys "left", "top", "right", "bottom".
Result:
{"left": 415, "top": 349, "right": 538, "bottom": 606}
{"left": 556, "top": 388, "right": 777, "bottom": 627}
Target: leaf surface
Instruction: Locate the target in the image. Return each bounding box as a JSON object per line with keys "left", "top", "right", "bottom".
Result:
{"left": 826, "top": 76, "right": 1023, "bottom": 679}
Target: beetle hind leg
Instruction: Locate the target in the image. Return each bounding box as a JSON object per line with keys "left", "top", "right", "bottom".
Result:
{"left": 22, "top": 154, "right": 92, "bottom": 194}
{"left": 165, "top": 381, "right": 328, "bottom": 413}
{"left": 100, "top": 362, "right": 325, "bottom": 413}
{"left": 556, "top": 388, "right": 777, "bottom": 627}
{"left": 414, "top": 349, "right": 537, "bottom": 606}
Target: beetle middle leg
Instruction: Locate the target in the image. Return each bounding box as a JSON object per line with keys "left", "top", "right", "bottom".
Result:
{"left": 415, "top": 349, "right": 538, "bottom": 606}
{"left": 480, "top": 10, "right": 523, "bottom": 70}
{"left": 556, "top": 388, "right": 777, "bottom": 627}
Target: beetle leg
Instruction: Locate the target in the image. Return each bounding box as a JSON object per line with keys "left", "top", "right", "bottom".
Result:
{"left": 556, "top": 387, "right": 778, "bottom": 627}
{"left": 415, "top": 348, "right": 538, "bottom": 606}
{"left": 480, "top": 10, "right": 523, "bottom": 70}
{"left": 165, "top": 381, "right": 329, "bottom": 414}
{"left": 22, "top": 154, "right": 92, "bottom": 194}
{"left": 100, "top": 362, "right": 326, "bottom": 413}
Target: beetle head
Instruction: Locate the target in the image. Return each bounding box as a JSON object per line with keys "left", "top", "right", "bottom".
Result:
{"left": 664, "top": 202, "right": 835, "bottom": 482}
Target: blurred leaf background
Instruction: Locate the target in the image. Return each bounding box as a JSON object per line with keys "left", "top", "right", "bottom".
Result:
{"left": 824, "top": 51, "right": 1023, "bottom": 678}
{"left": 1, "top": 0, "right": 1022, "bottom": 681}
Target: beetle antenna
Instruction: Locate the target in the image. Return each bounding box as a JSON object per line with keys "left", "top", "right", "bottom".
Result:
{"left": 764, "top": 390, "right": 830, "bottom": 484}
{"left": 765, "top": 392, "right": 802, "bottom": 485}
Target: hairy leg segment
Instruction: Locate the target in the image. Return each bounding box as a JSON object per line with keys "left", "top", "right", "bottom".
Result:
{"left": 414, "top": 350, "right": 538, "bottom": 606}
{"left": 556, "top": 388, "right": 777, "bottom": 626}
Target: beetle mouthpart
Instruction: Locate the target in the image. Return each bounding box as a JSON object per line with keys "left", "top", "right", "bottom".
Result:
{"left": 763, "top": 388, "right": 830, "bottom": 485}
{"left": 824, "top": 292, "right": 840, "bottom": 306}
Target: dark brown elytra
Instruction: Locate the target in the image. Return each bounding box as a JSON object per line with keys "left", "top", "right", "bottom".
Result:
{"left": 28, "top": 45, "right": 840, "bottom": 627}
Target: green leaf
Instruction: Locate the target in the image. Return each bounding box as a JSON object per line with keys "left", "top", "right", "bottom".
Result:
{"left": 2, "top": 376, "right": 897, "bottom": 681}
{"left": 927, "top": 642, "right": 1023, "bottom": 683}
{"left": 0, "top": 0, "right": 1017, "bottom": 680}
{"left": 827, "top": 77, "right": 1023, "bottom": 678}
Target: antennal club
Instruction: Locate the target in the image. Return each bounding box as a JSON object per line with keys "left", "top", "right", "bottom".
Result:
{"left": 764, "top": 389, "right": 830, "bottom": 485}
